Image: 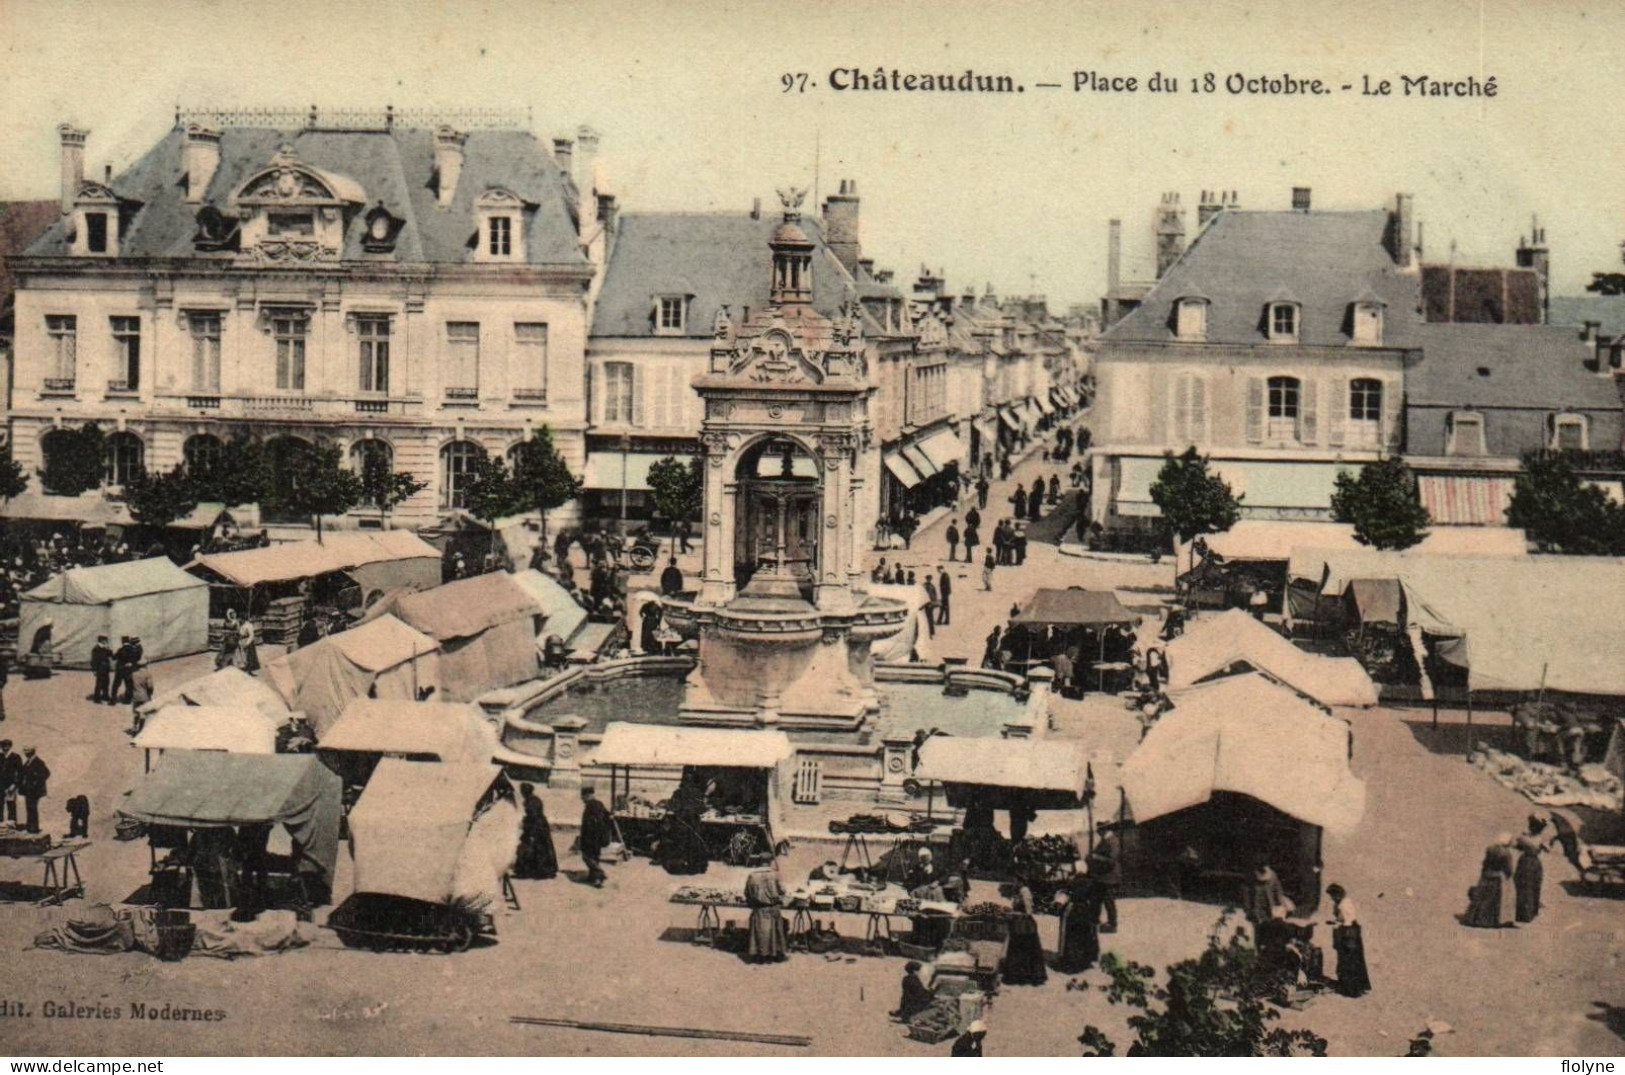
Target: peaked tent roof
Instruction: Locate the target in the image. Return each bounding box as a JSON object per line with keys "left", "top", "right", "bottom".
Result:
{"left": 26, "top": 556, "right": 207, "bottom": 604}
{"left": 1012, "top": 588, "right": 1140, "bottom": 627}
{"left": 1106, "top": 209, "right": 1424, "bottom": 349}
{"left": 140, "top": 665, "right": 291, "bottom": 721}
{"left": 321, "top": 613, "right": 439, "bottom": 672}
{"left": 509, "top": 569, "right": 589, "bottom": 642}
{"left": 348, "top": 759, "right": 505, "bottom": 902}
{"left": 133, "top": 705, "right": 279, "bottom": 754}
{"left": 1165, "top": 608, "right": 1378, "bottom": 707}
{"left": 914, "top": 735, "right": 1091, "bottom": 801}
{"left": 0, "top": 490, "right": 132, "bottom": 526}
{"left": 379, "top": 571, "right": 544, "bottom": 641}
{"left": 319, "top": 699, "right": 496, "bottom": 762}
{"left": 1121, "top": 674, "right": 1366, "bottom": 836}
{"left": 190, "top": 531, "right": 439, "bottom": 587}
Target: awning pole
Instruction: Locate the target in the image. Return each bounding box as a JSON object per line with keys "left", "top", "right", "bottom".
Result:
{"left": 1465, "top": 689, "right": 1474, "bottom": 758}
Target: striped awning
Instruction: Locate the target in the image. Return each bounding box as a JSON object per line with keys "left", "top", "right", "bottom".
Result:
{"left": 997, "top": 406, "right": 1025, "bottom": 433}
{"left": 904, "top": 444, "right": 939, "bottom": 479}
{"left": 884, "top": 450, "right": 924, "bottom": 488}
{"left": 1416, "top": 475, "right": 1515, "bottom": 526}
{"left": 917, "top": 428, "right": 964, "bottom": 472}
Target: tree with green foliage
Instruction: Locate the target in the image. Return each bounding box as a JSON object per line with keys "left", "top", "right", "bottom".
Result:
{"left": 1150, "top": 447, "right": 1242, "bottom": 576}
{"left": 1586, "top": 271, "right": 1625, "bottom": 296}
{"left": 463, "top": 454, "right": 523, "bottom": 525}
{"left": 124, "top": 464, "right": 199, "bottom": 529}
{"left": 41, "top": 423, "right": 106, "bottom": 496}
{"left": 1508, "top": 451, "right": 1625, "bottom": 555}
{"left": 0, "top": 445, "right": 28, "bottom": 502}
{"left": 359, "top": 450, "right": 428, "bottom": 530}
{"left": 1077, "top": 914, "right": 1329, "bottom": 1057}
{"left": 283, "top": 442, "right": 364, "bottom": 541}
{"left": 191, "top": 436, "right": 275, "bottom": 509}
{"left": 1330, "top": 458, "right": 1431, "bottom": 550}
{"left": 646, "top": 455, "right": 703, "bottom": 531}
{"left": 509, "top": 425, "right": 582, "bottom": 541}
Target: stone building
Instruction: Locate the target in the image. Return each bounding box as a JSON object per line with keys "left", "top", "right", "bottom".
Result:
{"left": 7, "top": 110, "right": 608, "bottom": 532}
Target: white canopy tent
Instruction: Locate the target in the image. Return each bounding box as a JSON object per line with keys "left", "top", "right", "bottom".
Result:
{"left": 1165, "top": 608, "right": 1378, "bottom": 707}
{"left": 319, "top": 699, "right": 497, "bottom": 764}
{"left": 263, "top": 615, "right": 440, "bottom": 735}
{"left": 19, "top": 557, "right": 209, "bottom": 667}
{"left": 1121, "top": 674, "right": 1366, "bottom": 838}
{"left": 592, "top": 723, "right": 793, "bottom": 770}
{"left": 915, "top": 735, "right": 1091, "bottom": 802}
{"left": 133, "top": 704, "right": 279, "bottom": 761}
{"left": 1183, "top": 520, "right": 1528, "bottom": 563}
{"left": 140, "top": 666, "right": 291, "bottom": 721}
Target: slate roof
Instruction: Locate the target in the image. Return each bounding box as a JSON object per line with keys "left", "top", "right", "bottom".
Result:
{"left": 23, "top": 126, "right": 585, "bottom": 266}
{"left": 1550, "top": 294, "right": 1625, "bottom": 339}
{"left": 0, "top": 200, "right": 59, "bottom": 314}
{"left": 590, "top": 211, "right": 898, "bottom": 338}
{"left": 1105, "top": 210, "right": 1424, "bottom": 348}
{"left": 1406, "top": 323, "right": 1620, "bottom": 410}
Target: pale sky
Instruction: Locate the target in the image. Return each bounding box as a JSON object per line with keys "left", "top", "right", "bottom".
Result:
{"left": 3, "top": 0, "right": 1622, "bottom": 308}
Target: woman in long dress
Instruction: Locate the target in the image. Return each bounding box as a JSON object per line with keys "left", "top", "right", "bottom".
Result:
{"left": 1514, "top": 835, "right": 1544, "bottom": 923}
{"left": 513, "top": 784, "right": 558, "bottom": 880}
{"left": 1325, "top": 883, "right": 1370, "bottom": 997}
{"left": 744, "top": 868, "right": 788, "bottom": 963}
{"left": 1464, "top": 834, "right": 1517, "bottom": 928}
{"left": 1054, "top": 874, "right": 1100, "bottom": 974}
{"left": 1002, "top": 885, "right": 1048, "bottom": 986}
{"left": 236, "top": 616, "right": 260, "bottom": 674}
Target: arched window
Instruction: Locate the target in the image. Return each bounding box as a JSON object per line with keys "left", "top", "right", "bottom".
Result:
{"left": 440, "top": 440, "right": 486, "bottom": 510}
{"left": 105, "top": 432, "right": 144, "bottom": 486}
{"left": 1267, "top": 376, "right": 1301, "bottom": 441}
{"left": 1348, "top": 379, "right": 1383, "bottom": 447}
{"left": 183, "top": 433, "right": 222, "bottom": 475}
{"left": 351, "top": 439, "right": 393, "bottom": 506}
{"left": 39, "top": 429, "right": 75, "bottom": 493}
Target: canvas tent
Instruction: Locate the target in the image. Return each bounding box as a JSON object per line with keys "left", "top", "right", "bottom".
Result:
{"left": 0, "top": 489, "right": 132, "bottom": 528}
{"left": 188, "top": 531, "right": 441, "bottom": 596}
{"left": 1165, "top": 609, "right": 1378, "bottom": 707}
{"left": 1011, "top": 588, "right": 1139, "bottom": 628}
{"left": 319, "top": 699, "right": 497, "bottom": 764}
{"left": 914, "top": 735, "right": 1098, "bottom": 811}
{"left": 140, "top": 666, "right": 291, "bottom": 721}
{"left": 868, "top": 582, "right": 938, "bottom": 664}
{"left": 19, "top": 557, "right": 210, "bottom": 667}
{"left": 1288, "top": 550, "right": 1625, "bottom": 695}
{"left": 367, "top": 573, "right": 544, "bottom": 701}
{"left": 120, "top": 750, "right": 344, "bottom": 892}
{"left": 509, "top": 569, "right": 589, "bottom": 652}
{"left": 347, "top": 759, "right": 513, "bottom": 905}
{"left": 263, "top": 614, "right": 440, "bottom": 735}
{"left": 133, "top": 705, "right": 279, "bottom": 761}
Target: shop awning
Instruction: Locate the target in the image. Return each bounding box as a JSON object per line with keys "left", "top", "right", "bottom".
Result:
{"left": 915, "top": 736, "right": 1090, "bottom": 801}
{"left": 592, "top": 722, "right": 793, "bottom": 770}
{"left": 1209, "top": 461, "right": 1357, "bottom": 511}
{"left": 903, "top": 444, "right": 939, "bottom": 479}
{"left": 1115, "top": 456, "right": 1166, "bottom": 517}
{"left": 582, "top": 452, "right": 677, "bottom": 492}
{"left": 997, "top": 406, "right": 1025, "bottom": 434}
{"left": 1348, "top": 578, "right": 1402, "bottom": 627}
{"left": 1416, "top": 475, "right": 1515, "bottom": 526}
{"left": 917, "top": 428, "right": 964, "bottom": 472}
{"left": 884, "top": 450, "right": 925, "bottom": 488}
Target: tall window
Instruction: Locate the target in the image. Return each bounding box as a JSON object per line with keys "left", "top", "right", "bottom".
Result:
{"left": 1348, "top": 379, "right": 1383, "bottom": 447}
{"left": 656, "top": 296, "right": 685, "bottom": 334}
{"left": 1268, "top": 302, "right": 1299, "bottom": 342}
{"left": 488, "top": 216, "right": 512, "bottom": 257}
{"left": 1267, "top": 375, "right": 1301, "bottom": 441}
{"left": 183, "top": 434, "right": 222, "bottom": 475}
{"left": 110, "top": 316, "right": 140, "bottom": 390}
{"left": 357, "top": 316, "right": 391, "bottom": 394}
{"left": 1172, "top": 372, "right": 1208, "bottom": 445}
{"left": 445, "top": 322, "right": 480, "bottom": 398}
{"left": 272, "top": 312, "right": 307, "bottom": 392}
{"left": 351, "top": 439, "right": 393, "bottom": 506}
{"left": 512, "top": 322, "right": 548, "bottom": 398}
{"left": 189, "top": 313, "right": 221, "bottom": 391}
{"left": 105, "top": 432, "right": 144, "bottom": 487}
{"left": 86, "top": 213, "right": 109, "bottom": 254}
{"left": 45, "top": 315, "right": 77, "bottom": 387}
{"left": 603, "top": 361, "right": 636, "bottom": 423}
{"left": 440, "top": 440, "right": 485, "bottom": 509}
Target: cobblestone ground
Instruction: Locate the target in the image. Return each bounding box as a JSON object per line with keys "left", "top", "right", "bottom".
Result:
{"left": 0, "top": 424, "right": 1620, "bottom": 1055}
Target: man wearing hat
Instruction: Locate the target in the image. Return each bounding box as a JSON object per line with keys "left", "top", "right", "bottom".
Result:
{"left": 17, "top": 747, "right": 49, "bottom": 834}
{"left": 0, "top": 740, "right": 19, "bottom": 824}
{"left": 90, "top": 635, "right": 113, "bottom": 704}
{"left": 112, "top": 636, "right": 142, "bottom": 704}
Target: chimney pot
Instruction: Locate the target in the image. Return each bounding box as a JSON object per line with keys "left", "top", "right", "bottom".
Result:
{"left": 751, "top": 197, "right": 761, "bottom": 220}
{"left": 433, "top": 126, "right": 467, "bottom": 208}
{"left": 58, "top": 123, "right": 88, "bottom": 215}
{"left": 1390, "top": 193, "right": 1415, "bottom": 268}
{"left": 182, "top": 123, "right": 222, "bottom": 204}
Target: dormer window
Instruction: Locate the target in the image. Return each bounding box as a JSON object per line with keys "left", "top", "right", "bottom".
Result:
{"left": 361, "top": 203, "right": 402, "bottom": 254}
{"left": 474, "top": 189, "right": 527, "bottom": 263}
{"left": 1350, "top": 299, "right": 1385, "bottom": 345}
{"left": 86, "top": 213, "right": 109, "bottom": 254}
{"left": 230, "top": 145, "right": 361, "bottom": 263}
{"left": 70, "top": 182, "right": 122, "bottom": 258}
{"left": 1267, "top": 302, "right": 1300, "bottom": 342}
{"left": 655, "top": 295, "right": 687, "bottom": 336}
{"left": 1550, "top": 413, "right": 1588, "bottom": 451}
{"left": 1175, "top": 296, "right": 1209, "bottom": 340}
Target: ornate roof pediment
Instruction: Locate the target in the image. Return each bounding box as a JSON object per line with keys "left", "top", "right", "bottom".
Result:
{"left": 730, "top": 327, "right": 826, "bottom": 385}
{"left": 233, "top": 145, "right": 364, "bottom": 207}
{"left": 74, "top": 181, "right": 120, "bottom": 204}
{"left": 476, "top": 187, "right": 527, "bottom": 210}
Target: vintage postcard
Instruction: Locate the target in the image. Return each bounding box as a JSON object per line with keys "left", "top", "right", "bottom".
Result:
{"left": 0, "top": 0, "right": 1620, "bottom": 1061}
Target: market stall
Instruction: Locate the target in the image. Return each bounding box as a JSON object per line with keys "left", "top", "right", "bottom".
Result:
{"left": 139, "top": 665, "right": 292, "bottom": 722}
{"left": 1006, "top": 587, "right": 1141, "bottom": 691}
{"left": 18, "top": 557, "right": 209, "bottom": 668}
{"left": 317, "top": 699, "right": 498, "bottom": 788}
{"left": 1119, "top": 673, "right": 1365, "bottom": 913}
{"left": 362, "top": 572, "right": 545, "bottom": 701}
{"left": 592, "top": 723, "right": 792, "bottom": 867}
{"left": 1164, "top": 608, "right": 1378, "bottom": 708}
{"left": 133, "top": 704, "right": 280, "bottom": 770}
{"left": 330, "top": 759, "right": 516, "bottom": 952}
{"left": 263, "top": 614, "right": 440, "bottom": 736}
{"left": 119, "top": 750, "right": 344, "bottom": 910}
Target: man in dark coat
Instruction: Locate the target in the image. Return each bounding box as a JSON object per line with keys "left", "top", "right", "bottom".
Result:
{"left": 975, "top": 475, "right": 990, "bottom": 509}
{"left": 17, "top": 747, "right": 49, "bottom": 834}
{"left": 937, "top": 568, "right": 953, "bottom": 625}
{"left": 659, "top": 557, "right": 685, "bottom": 597}
{"left": 921, "top": 577, "right": 938, "bottom": 639}
{"left": 0, "top": 740, "right": 18, "bottom": 824}
{"left": 578, "top": 786, "right": 614, "bottom": 887}
{"left": 1011, "top": 486, "right": 1028, "bottom": 520}
{"left": 962, "top": 521, "right": 979, "bottom": 564}
{"left": 112, "top": 636, "right": 141, "bottom": 703}
{"left": 90, "top": 635, "right": 113, "bottom": 704}
{"left": 1028, "top": 478, "right": 1044, "bottom": 521}
{"left": 1087, "top": 824, "right": 1123, "bottom": 932}
{"left": 639, "top": 598, "right": 664, "bottom": 654}
{"left": 944, "top": 519, "right": 960, "bottom": 563}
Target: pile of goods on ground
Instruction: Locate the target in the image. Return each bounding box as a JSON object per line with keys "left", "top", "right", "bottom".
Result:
{"left": 669, "top": 884, "right": 748, "bottom": 907}
{"left": 1470, "top": 744, "right": 1622, "bottom": 810}
{"left": 829, "top": 812, "right": 937, "bottom": 835}
{"left": 906, "top": 999, "right": 963, "bottom": 1043}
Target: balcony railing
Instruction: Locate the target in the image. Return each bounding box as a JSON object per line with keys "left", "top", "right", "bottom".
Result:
{"left": 511, "top": 387, "right": 548, "bottom": 402}
{"left": 41, "top": 378, "right": 76, "bottom": 393}
{"left": 106, "top": 379, "right": 138, "bottom": 395}
{"left": 1529, "top": 447, "right": 1625, "bottom": 472}
{"left": 444, "top": 386, "right": 479, "bottom": 401}
{"left": 187, "top": 394, "right": 222, "bottom": 409}
{"left": 167, "top": 393, "right": 425, "bottom": 419}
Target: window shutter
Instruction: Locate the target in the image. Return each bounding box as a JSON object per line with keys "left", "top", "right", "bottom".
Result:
{"left": 631, "top": 363, "right": 645, "bottom": 427}
{"left": 1167, "top": 373, "right": 1182, "bottom": 445}
{"left": 1381, "top": 379, "right": 1402, "bottom": 451}
{"left": 1299, "top": 379, "right": 1319, "bottom": 444}
{"left": 1326, "top": 377, "right": 1347, "bottom": 447}
{"left": 1245, "top": 377, "right": 1265, "bottom": 443}
{"left": 592, "top": 363, "right": 604, "bottom": 424}
{"left": 1191, "top": 376, "right": 1207, "bottom": 444}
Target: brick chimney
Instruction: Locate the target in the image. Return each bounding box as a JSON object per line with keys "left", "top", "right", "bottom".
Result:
{"left": 551, "top": 137, "right": 573, "bottom": 176}
{"left": 575, "top": 125, "right": 600, "bottom": 239}
{"left": 183, "top": 124, "right": 221, "bottom": 204}
{"left": 1197, "top": 189, "right": 1222, "bottom": 228}
{"left": 1389, "top": 193, "right": 1415, "bottom": 269}
{"left": 1515, "top": 215, "right": 1550, "bottom": 323}
{"left": 821, "top": 178, "right": 861, "bottom": 276}
{"left": 434, "top": 126, "right": 467, "bottom": 208}
{"left": 1154, "top": 192, "right": 1185, "bottom": 277}
{"left": 59, "top": 124, "right": 88, "bottom": 214}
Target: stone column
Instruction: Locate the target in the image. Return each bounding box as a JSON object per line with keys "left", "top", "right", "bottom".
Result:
{"left": 880, "top": 733, "right": 914, "bottom": 800}
{"left": 549, "top": 715, "right": 587, "bottom": 787}
{"left": 815, "top": 431, "right": 855, "bottom": 611}
{"left": 698, "top": 431, "right": 734, "bottom": 605}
